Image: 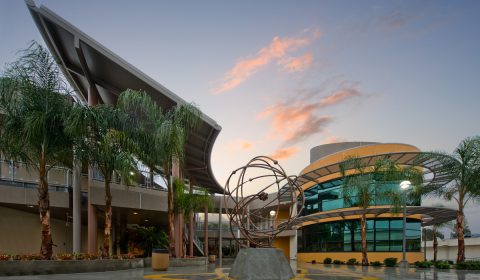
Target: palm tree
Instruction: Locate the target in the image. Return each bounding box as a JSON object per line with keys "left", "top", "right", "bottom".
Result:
{"left": 429, "top": 137, "right": 480, "bottom": 263}
{"left": 173, "top": 178, "right": 213, "bottom": 256}
{"left": 116, "top": 89, "right": 164, "bottom": 188}
{"left": 116, "top": 90, "right": 201, "bottom": 257}
{"left": 66, "top": 102, "right": 136, "bottom": 256}
{"left": 340, "top": 157, "right": 423, "bottom": 265}
{"left": 0, "top": 42, "right": 73, "bottom": 259}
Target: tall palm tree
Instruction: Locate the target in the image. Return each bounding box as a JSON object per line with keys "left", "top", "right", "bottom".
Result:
{"left": 66, "top": 103, "right": 136, "bottom": 256}
{"left": 429, "top": 137, "right": 480, "bottom": 263}
{"left": 117, "top": 90, "right": 201, "bottom": 257}
{"left": 0, "top": 42, "right": 73, "bottom": 259}
{"left": 116, "top": 89, "right": 164, "bottom": 188}
{"left": 340, "top": 157, "right": 423, "bottom": 266}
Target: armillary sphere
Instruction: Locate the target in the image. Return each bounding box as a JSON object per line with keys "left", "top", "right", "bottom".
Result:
{"left": 224, "top": 156, "right": 304, "bottom": 248}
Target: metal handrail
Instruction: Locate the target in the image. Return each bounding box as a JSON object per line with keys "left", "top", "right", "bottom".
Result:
{"left": 0, "top": 159, "right": 168, "bottom": 192}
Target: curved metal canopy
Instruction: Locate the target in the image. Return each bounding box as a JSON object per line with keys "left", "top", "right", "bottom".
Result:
{"left": 292, "top": 206, "right": 458, "bottom": 227}
{"left": 298, "top": 152, "right": 459, "bottom": 191}
{"left": 26, "top": 1, "right": 223, "bottom": 193}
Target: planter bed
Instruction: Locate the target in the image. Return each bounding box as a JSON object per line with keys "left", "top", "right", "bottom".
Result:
{"left": 170, "top": 257, "right": 207, "bottom": 267}
{"left": 0, "top": 258, "right": 144, "bottom": 276}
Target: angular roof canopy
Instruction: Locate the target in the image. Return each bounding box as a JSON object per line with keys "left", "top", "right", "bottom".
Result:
{"left": 26, "top": 0, "right": 223, "bottom": 193}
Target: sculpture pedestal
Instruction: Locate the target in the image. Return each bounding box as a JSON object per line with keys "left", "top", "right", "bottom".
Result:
{"left": 229, "top": 248, "right": 294, "bottom": 280}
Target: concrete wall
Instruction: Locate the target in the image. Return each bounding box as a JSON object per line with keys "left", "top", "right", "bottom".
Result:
{"left": 0, "top": 206, "right": 90, "bottom": 254}
{"left": 0, "top": 185, "right": 69, "bottom": 208}
{"left": 272, "top": 237, "right": 290, "bottom": 260}
{"left": 88, "top": 181, "right": 167, "bottom": 211}
{"left": 425, "top": 238, "right": 480, "bottom": 261}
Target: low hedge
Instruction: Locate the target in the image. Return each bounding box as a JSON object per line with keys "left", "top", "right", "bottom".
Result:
{"left": 384, "top": 257, "right": 398, "bottom": 267}
{"left": 456, "top": 261, "right": 480, "bottom": 270}
{"left": 323, "top": 257, "right": 332, "bottom": 264}
{"left": 370, "top": 261, "right": 382, "bottom": 266}
{"left": 434, "top": 261, "right": 450, "bottom": 269}
{"left": 0, "top": 253, "right": 136, "bottom": 261}
{"left": 333, "top": 259, "right": 344, "bottom": 264}
{"left": 414, "top": 261, "right": 432, "bottom": 268}
{"left": 347, "top": 258, "right": 356, "bottom": 265}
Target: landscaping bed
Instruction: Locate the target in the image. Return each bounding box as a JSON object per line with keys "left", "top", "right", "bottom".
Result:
{"left": 0, "top": 258, "right": 144, "bottom": 276}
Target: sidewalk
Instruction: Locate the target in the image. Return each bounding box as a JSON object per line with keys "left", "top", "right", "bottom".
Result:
{"left": 2, "top": 262, "right": 480, "bottom": 279}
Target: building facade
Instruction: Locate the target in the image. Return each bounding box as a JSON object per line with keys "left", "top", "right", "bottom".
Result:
{"left": 294, "top": 142, "right": 458, "bottom": 263}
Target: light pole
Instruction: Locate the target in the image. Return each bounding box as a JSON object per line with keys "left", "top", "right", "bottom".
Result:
{"left": 400, "top": 180, "right": 411, "bottom": 268}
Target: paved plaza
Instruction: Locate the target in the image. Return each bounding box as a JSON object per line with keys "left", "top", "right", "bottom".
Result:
{"left": 1, "top": 262, "right": 480, "bottom": 280}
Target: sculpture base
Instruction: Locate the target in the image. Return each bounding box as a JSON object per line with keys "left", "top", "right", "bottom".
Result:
{"left": 229, "top": 248, "right": 295, "bottom": 280}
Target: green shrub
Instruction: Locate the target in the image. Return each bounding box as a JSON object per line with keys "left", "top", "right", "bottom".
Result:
{"left": 333, "top": 259, "right": 343, "bottom": 264}
{"left": 347, "top": 258, "right": 356, "bottom": 265}
{"left": 370, "top": 261, "right": 382, "bottom": 266}
{"left": 434, "top": 261, "right": 450, "bottom": 269}
{"left": 323, "top": 257, "right": 332, "bottom": 264}
{"left": 456, "top": 261, "right": 480, "bottom": 270}
{"left": 414, "top": 261, "right": 432, "bottom": 268}
{"left": 384, "top": 257, "right": 398, "bottom": 267}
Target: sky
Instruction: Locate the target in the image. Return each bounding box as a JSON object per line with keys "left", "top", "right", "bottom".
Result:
{"left": 1, "top": 0, "right": 480, "bottom": 233}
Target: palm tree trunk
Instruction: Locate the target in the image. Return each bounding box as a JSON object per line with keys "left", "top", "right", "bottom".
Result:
{"left": 149, "top": 166, "right": 154, "bottom": 189}
{"left": 38, "top": 152, "right": 53, "bottom": 259}
{"left": 166, "top": 165, "right": 175, "bottom": 257}
{"left": 103, "top": 179, "right": 112, "bottom": 257}
{"left": 433, "top": 226, "right": 438, "bottom": 262}
{"left": 456, "top": 204, "right": 465, "bottom": 263}
{"left": 360, "top": 213, "right": 368, "bottom": 266}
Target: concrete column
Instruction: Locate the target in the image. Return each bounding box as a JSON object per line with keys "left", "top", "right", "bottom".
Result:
{"left": 204, "top": 206, "right": 208, "bottom": 256}
{"left": 218, "top": 196, "right": 223, "bottom": 266}
{"left": 189, "top": 181, "right": 194, "bottom": 257}
{"left": 72, "top": 157, "right": 81, "bottom": 253}
{"left": 289, "top": 201, "right": 298, "bottom": 260}
{"left": 87, "top": 85, "right": 98, "bottom": 254}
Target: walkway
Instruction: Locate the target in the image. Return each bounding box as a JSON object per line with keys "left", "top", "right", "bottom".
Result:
{"left": 1, "top": 262, "right": 480, "bottom": 279}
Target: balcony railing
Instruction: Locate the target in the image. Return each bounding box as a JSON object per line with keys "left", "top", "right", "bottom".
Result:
{"left": 0, "top": 159, "right": 168, "bottom": 192}
{"left": 0, "top": 160, "right": 71, "bottom": 191}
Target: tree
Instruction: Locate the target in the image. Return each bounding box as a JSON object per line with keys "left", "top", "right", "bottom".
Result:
{"left": 429, "top": 137, "right": 480, "bottom": 263}
{"left": 340, "top": 157, "right": 423, "bottom": 266}
{"left": 0, "top": 42, "right": 73, "bottom": 259}
{"left": 117, "top": 90, "right": 201, "bottom": 257}
{"left": 173, "top": 178, "right": 213, "bottom": 257}
{"left": 66, "top": 102, "right": 136, "bottom": 256}
{"left": 135, "top": 226, "right": 168, "bottom": 257}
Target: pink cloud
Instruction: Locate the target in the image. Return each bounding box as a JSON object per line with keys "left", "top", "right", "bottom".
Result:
{"left": 269, "top": 147, "right": 299, "bottom": 160}
{"left": 280, "top": 53, "right": 314, "bottom": 73}
{"left": 322, "top": 136, "right": 346, "bottom": 144}
{"left": 258, "top": 81, "right": 361, "bottom": 146}
{"left": 318, "top": 86, "right": 361, "bottom": 107}
{"left": 259, "top": 102, "right": 332, "bottom": 145}
{"left": 213, "top": 30, "right": 320, "bottom": 94}
{"left": 240, "top": 140, "right": 253, "bottom": 150}
{"left": 229, "top": 139, "right": 254, "bottom": 151}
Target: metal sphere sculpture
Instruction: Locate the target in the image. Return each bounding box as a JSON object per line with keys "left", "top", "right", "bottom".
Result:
{"left": 224, "top": 156, "right": 304, "bottom": 248}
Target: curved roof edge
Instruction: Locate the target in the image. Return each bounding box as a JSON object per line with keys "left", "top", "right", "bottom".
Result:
{"left": 25, "top": 0, "right": 223, "bottom": 193}
{"left": 293, "top": 206, "right": 458, "bottom": 228}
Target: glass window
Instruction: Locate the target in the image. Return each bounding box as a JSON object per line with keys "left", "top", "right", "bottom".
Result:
{"left": 297, "top": 218, "right": 421, "bottom": 253}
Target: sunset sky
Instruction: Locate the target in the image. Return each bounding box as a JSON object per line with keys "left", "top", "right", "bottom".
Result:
{"left": 1, "top": 0, "right": 480, "bottom": 231}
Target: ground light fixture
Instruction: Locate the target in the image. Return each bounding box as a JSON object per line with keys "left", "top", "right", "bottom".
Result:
{"left": 269, "top": 210, "right": 276, "bottom": 217}
{"left": 133, "top": 212, "right": 138, "bottom": 215}
{"left": 400, "top": 180, "right": 411, "bottom": 268}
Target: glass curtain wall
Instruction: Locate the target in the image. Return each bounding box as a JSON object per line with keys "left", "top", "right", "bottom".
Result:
{"left": 298, "top": 218, "right": 421, "bottom": 253}
{"left": 303, "top": 178, "right": 421, "bottom": 216}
